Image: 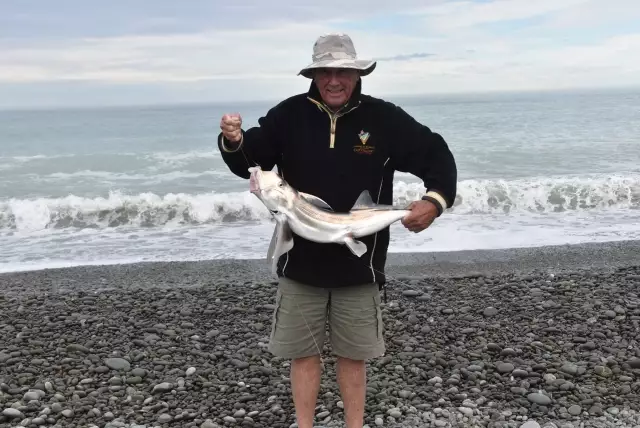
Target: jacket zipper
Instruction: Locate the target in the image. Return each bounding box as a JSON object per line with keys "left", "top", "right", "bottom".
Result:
{"left": 307, "top": 97, "right": 360, "bottom": 148}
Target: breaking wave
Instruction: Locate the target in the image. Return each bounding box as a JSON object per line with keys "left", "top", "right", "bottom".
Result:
{"left": 1, "top": 174, "right": 638, "bottom": 232}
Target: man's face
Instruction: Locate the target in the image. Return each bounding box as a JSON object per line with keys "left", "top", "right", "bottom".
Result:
{"left": 313, "top": 68, "right": 360, "bottom": 109}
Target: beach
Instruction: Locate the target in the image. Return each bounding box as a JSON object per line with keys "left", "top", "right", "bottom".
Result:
{"left": 2, "top": 240, "right": 640, "bottom": 428}
{"left": 1, "top": 87, "right": 639, "bottom": 428}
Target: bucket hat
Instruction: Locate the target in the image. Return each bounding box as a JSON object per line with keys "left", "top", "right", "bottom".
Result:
{"left": 298, "top": 33, "right": 376, "bottom": 78}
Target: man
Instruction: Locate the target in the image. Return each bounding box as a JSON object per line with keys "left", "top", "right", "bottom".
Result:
{"left": 217, "top": 33, "right": 457, "bottom": 428}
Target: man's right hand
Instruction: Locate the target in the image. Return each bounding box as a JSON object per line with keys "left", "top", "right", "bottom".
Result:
{"left": 220, "top": 113, "right": 243, "bottom": 143}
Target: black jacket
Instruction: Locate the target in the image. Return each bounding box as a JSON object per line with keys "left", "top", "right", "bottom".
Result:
{"left": 218, "top": 80, "right": 457, "bottom": 288}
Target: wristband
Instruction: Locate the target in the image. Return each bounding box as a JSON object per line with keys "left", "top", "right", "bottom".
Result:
{"left": 421, "top": 195, "right": 444, "bottom": 217}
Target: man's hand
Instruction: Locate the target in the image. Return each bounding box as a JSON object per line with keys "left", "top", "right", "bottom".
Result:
{"left": 401, "top": 200, "right": 439, "bottom": 233}
{"left": 220, "top": 113, "right": 243, "bottom": 143}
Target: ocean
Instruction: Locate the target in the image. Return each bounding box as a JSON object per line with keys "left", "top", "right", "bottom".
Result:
{"left": 1, "top": 88, "right": 639, "bottom": 274}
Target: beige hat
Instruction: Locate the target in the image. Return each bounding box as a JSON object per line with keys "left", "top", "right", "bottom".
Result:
{"left": 298, "top": 33, "right": 376, "bottom": 79}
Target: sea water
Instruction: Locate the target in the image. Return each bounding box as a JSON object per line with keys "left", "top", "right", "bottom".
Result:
{"left": 1, "top": 88, "right": 639, "bottom": 273}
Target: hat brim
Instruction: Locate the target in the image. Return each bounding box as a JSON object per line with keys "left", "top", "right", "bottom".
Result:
{"left": 298, "top": 59, "right": 376, "bottom": 79}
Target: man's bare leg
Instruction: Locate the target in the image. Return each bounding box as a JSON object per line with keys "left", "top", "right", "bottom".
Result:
{"left": 336, "top": 356, "right": 366, "bottom": 428}
{"left": 291, "top": 355, "right": 322, "bottom": 428}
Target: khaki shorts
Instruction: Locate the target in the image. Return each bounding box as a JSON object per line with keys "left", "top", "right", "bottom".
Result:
{"left": 267, "top": 276, "right": 385, "bottom": 360}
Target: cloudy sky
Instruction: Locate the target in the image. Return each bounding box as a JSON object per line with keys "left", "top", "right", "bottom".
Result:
{"left": 1, "top": 0, "right": 639, "bottom": 108}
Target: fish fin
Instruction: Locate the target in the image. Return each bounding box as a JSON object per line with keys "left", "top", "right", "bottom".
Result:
{"left": 344, "top": 236, "right": 368, "bottom": 257}
{"left": 351, "top": 189, "right": 406, "bottom": 211}
{"left": 351, "top": 190, "right": 377, "bottom": 210}
{"left": 267, "top": 218, "right": 294, "bottom": 275}
{"left": 299, "top": 192, "right": 334, "bottom": 211}
{"left": 266, "top": 221, "right": 280, "bottom": 265}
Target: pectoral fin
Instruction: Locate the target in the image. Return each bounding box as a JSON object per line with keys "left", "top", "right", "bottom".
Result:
{"left": 299, "top": 192, "right": 334, "bottom": 211}
{"left": 267, "top": 218, "right": 294, "bottom": 275}
{"left": 266, "top": 222, "right": 279, "bottom": 265}
{"left": 344, "top": 236, "right": 367, "bottom": 257}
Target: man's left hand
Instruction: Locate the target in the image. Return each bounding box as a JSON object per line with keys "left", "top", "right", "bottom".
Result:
{"left": 401, "top": 200, "right": 439, "bottom": 233}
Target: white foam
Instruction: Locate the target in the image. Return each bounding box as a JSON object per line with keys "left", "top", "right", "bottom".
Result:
{"left": 0, "top": 190, "right": 271, "bottom": 232}
{"left": 1, "top": 173, "right": 639, "bottom": 232}
{"left": 2, "top": 207, "right": 640, "bottom": 274}
{"left": 41, "top": 169, "right": 227, "bottom": 183}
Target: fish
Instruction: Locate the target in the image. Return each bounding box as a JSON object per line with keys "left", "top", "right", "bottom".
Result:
{"left": 248, "top": 166, "right": 411, "bottom": 275}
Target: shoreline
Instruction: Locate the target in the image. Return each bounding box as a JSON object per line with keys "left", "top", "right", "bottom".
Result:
{"left": 1, "top": 240, "right": 640, "bottom": 296}
{"left": 1, "top": 239, "right": 640, "bottom": 428}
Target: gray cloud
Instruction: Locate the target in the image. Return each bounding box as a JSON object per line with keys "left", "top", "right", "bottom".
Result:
{"left": 1, "top": 0, "right": 638, "bottom": 109}
{"left": 0, "top": 0, "right": 442, "bottom": 40}
{"left": 375, "top": 52, "right": 434, "bottom": 61}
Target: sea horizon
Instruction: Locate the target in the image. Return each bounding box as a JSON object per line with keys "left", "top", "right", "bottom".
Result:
{"left": 2, "top": 84, "right": 639, "bottom": 113}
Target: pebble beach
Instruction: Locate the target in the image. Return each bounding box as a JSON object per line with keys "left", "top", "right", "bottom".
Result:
{"left": 1, "top": 241, "right": 640, "bottom": 428}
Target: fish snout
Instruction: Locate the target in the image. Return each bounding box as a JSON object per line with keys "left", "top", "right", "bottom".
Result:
{"left": 249, "top": 176, "right": 259, "bottom": 193}
{"left": 249, "top": 170, "right": 261, "bottom": 193}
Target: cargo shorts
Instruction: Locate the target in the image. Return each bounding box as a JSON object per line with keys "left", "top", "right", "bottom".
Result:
{"left": 267, "top": 276, "right": 385, "bottom": 360}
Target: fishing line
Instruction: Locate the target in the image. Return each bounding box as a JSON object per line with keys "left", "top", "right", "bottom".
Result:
{"left": 281, "top": 243, "right": 432, "bottom": 374}
{"left": 244, "top": 165, "right": 431, "bottom": 371}
{"left": 294, "top": 299, "right": 326, "bottom": 371}
{"left": 237, "top": 154, "right": 326, "bottom": 371}
{"left": 241, "top": 145, "right": 260, "bottom": 168}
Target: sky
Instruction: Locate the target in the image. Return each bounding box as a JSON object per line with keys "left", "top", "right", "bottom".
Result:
{"left": 1, "top": 0, "right": 639, "bottom": 108}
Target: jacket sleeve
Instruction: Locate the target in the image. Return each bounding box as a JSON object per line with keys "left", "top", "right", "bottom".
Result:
{"left": 389, "top": 105, "right": 457, "bottom": 215}
{"left": 217, "top": 105, "right": 282, "bottom": 179}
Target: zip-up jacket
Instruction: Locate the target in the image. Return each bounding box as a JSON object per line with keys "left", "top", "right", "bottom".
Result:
{"left": 217, "top": 80, "right": 457, "bottom": 288}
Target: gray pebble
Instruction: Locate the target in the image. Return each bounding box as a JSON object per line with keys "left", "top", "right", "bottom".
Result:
{"left": 2, "top": 408, "right": 23, "bottom": 418}
{"left": 527, "top": 392, "right": 552, "bottom": 405}
{"left": 105, "top": 357, "right": 131, "bottom": 371}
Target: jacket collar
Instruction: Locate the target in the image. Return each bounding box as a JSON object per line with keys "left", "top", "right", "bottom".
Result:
{"left": 307, "top": 79, "right": 363, "bottom": 113}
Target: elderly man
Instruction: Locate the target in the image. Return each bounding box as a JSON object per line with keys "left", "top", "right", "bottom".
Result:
{"left": 217, "top": 33, "right": 457, "bottom": 428}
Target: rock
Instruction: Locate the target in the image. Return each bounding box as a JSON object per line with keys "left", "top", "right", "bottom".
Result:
{"left": 23, "top": 389, "right": 44, "bottom": 401}
{"left": 387, "top": 408, "right": 402, "bottom": 418}
{"left": 497, "top": 362, "right": 515, "bottom": 373}
{"left": 484, "top": 307, "right": 499, "bottom": 316}
{"left": 458, "top": 407, "right": 473, "bottom": 417}
{"left": 568, "top": 405, "right": 582, "bottom": 416}
{"left": 628, "top": 358, "right": 640, "bottom": 369}
{"left": 527, "top": 392, "right": 552, "bottom": 406}
{"left": 560, "top": 362, "right": 579, "bottom": 376}
{"left": 594, "top": 365, "right": 612, "bottom": 377}
{"left": 2, "top": 408, "right": 23, "bottom": 418}
{"left": 158, "top": 414, "right": 173, "bottom": 423}
{"left": 152, "top": 382, "right": 173, "bottom": 393}
{"left": 104, "top": 357, "right": 131, "bottom": 371}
